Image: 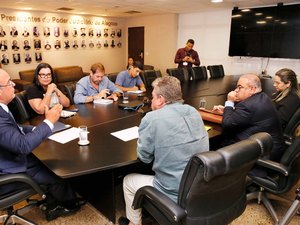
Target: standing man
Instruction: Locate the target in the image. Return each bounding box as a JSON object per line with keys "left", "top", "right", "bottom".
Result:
{"left": 212, "top": 73, "right": 286, "bottom": 162}
{"left": 0, "top": 68, "right": 85, "bottom": 221}
{"left": 174, "top": 39, "right": 200, "bottom": 68}
{"left": 115, "top": 61, "right": 146, "bottom": 92}
{"left": 118, "top": 76, "right": 209, "bottom": 225}
{"left": 74, "top": 63, "right": 122, "bottom": 104}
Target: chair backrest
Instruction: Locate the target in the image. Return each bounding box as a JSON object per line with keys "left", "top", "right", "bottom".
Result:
{"left": 107, "top": 72, "right": 118, "bottom": 83}
{"left": 62, "top": 83, "right": 76, "bottom": 105}
{"left": 191, "top": 66, "right": 208, "bottom": 81}
{"left": 142, "top": 70, "right": 159, "bottom": 87}
{"left": 8, "top": 90, "right": 36, "bottom": 124}
{"left": 207, "top": 65, "right": 225, "bottom": 78}
{"left": 177, "top": 132, "right": 270, "bottom": 225}
{"left": 166, "top": 68, "right": 189, "bottom": 83}
{"left": 283, "top": 108, "right": 300, "bottom": 145}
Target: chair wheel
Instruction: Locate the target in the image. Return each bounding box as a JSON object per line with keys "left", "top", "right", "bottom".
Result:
{"left": 39, "top": 203, "right": 47, "bottom": 211}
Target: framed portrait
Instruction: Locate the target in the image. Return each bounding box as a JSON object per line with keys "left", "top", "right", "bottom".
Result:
{"left": 23, "top": 40, "right": 31, "bottom": 50}
{"left": 13, "top": 53, "right": 20, "bottom": 64}
{"left": 10, "top": 26, "right": 18, "bottom": 37}
{"left": 0, "top": 40, "right": 8, "bottom": 51}
{"left": 24, "top": 53, "right": 32, "bottom": 64}
{"left": 12, "top": 40, "right": 20, "bottom": 51}
{"left": 1, "top": 53, "right": 9, "bottom": 65}
{"left": 35, "top": 52, "right": 42, "bottom": 62}
{"left": 34, "top": 39, "right": 41, "bottom": 50}
{"left": 33, "top": 26, "right": 40, "bottom": 37}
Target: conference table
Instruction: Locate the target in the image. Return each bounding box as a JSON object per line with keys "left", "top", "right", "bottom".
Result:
{"left": 30, "top": 75, "right": 239, "bottom": 223}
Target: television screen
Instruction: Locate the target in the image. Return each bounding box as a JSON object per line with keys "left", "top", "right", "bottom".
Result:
{"left": 228, "top": 4, "right": 300, "bottom": 59}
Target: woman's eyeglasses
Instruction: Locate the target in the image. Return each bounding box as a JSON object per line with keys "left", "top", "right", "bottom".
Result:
{"left": 39, "top": 73, "right": 52, "bottom": 79}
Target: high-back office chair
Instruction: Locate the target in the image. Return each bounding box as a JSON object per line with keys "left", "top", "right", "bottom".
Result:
{"left": 283, "top": 107, "right": 300, "bottom": 145}
{"left": 207, "top": 65, "right": 225, "bottom": 78}
{"left": 8, "top": 90, "right": 36, "bottom": 124}
{"left": 190, "top": 66, "right": 208, "bottom": 81}
{"left": 142, "top": 70, "right": 160, "bottom": 87}
{"left": 133, "top": 132, "right": 271, "bottom": 225}
{"left": 166, "top": 68, "right": 189, "bottom": 83}
{"left": 62, "top": 83, "right": 76, "bottom": 105}
{"left": 107, "top": 72, "right": 118, "bottom": 83}
{"left": 247, "top": 136, "right": 300, "bottom": 225}
{"left": 0, "top": 173, "right": 46, "bottom": 225}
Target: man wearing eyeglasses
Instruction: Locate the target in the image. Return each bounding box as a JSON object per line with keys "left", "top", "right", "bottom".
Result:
{"left": 212, "top": 73, "right": 285, "bottom": 162}
{"left": 0, "top": 68, "right": 85, "bottom": 221}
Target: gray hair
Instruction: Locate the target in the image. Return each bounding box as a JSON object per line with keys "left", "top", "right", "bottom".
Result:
{"left": 152, "top": 76, "right": 183, "bottom": 103}
{"left": 241, "top": 73, "right": 262, "bottom": 92}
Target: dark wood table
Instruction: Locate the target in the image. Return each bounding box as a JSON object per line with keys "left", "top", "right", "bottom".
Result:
{"left": 32, "top": 76, "right": 237, "bottom": 222}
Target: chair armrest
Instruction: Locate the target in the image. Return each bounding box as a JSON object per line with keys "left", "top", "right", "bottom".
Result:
{"left": 256, "top": 159, "right": 289, "bottom": 176}
{"left": 132, "top": 186, "right": 186, "bottom": 222}
{"left": 0, "top": 173, "right": 46, "bottom": 198}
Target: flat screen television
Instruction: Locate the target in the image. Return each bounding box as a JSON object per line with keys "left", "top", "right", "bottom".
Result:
{"left": 228, "top": 3, "right": 300, "bottom": 59}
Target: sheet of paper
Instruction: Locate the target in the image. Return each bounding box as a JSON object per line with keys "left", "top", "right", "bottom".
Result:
{"left": 127, "top": 90, "right": 143, "bottom": 94}
{"left": 48, "top": 127, "right": 80, "bottom": 144}
{"left": 110, "top": 126, "right": 139, "bottom": 142}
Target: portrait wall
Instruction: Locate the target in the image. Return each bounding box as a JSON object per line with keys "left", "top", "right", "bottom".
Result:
{"left": 0, "top": 11, "right": 123, "bottom": 67}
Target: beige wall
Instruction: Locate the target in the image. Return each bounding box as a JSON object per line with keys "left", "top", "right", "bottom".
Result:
{"left": 0, "top": 9, "right": 126, "bottom": 79}
{"left": 125, "top": 14, "right": 178, "bottom": 76}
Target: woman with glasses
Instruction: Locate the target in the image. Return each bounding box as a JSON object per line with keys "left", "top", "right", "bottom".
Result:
{"left": 27, "top": 63, "right": 70, "bottom": 114}
{"left": 272, "top": 68, "right": 300, "bottom": 129}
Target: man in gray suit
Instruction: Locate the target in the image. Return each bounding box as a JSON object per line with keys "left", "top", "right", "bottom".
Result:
{"left": 0, "top": 69, "right": 85, "bottom": 221}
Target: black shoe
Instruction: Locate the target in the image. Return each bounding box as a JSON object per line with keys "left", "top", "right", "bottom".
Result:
{"left": 118, "top": 216, "right": 130, "bottom": 225}
{"left": 74, "top": 197, "right": 87, "bottom": 207}
{"left": 45, "top": 205, "right": 80, "bottom": 221}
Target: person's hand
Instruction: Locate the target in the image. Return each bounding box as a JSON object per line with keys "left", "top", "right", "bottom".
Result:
{"left": 131, "top": 86, "right": 139, "bottom": 91}
{"left": 183, "top": 56, "right": 189, "bottom": 62}
{"left": 45, "top": 83, "right": 57, "bottom": 96}
{"left": 212, "top": 105, "right": 224, "bottom": 115}
{"left": 140, "top": 87, "right": 146, "bottom": 92}
{"left": 227, "top": 91, "right": 238, "bottom": 102}
{"left": 94, "top": 89, "right": 110, "bottom": 99}
{"left": 45, "top": 104, "right": 62, "bottom": 124}
{"left": 107, "top": 93, "right": 118, "bottom": 101}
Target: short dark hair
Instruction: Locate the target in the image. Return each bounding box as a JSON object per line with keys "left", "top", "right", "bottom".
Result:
{"left": 132, "top": 61, "right": 143, "bottom": 70}
{"left": 187, "top": 39, "right": 195, "bottom": 45}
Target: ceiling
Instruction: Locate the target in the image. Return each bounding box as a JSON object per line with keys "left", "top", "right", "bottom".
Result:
{"left": 1, "top": 0, "right": 299, "bottom": 18}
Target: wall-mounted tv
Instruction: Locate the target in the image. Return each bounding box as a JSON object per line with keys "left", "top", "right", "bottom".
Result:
{"left": 228, "top": 3, "right": 300, "bottom": 59}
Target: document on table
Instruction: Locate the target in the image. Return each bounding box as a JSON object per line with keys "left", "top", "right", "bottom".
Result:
{"left": 110, "top": 126, "right": 139, "bottom": 142}
{"left": 127, "top": 90, "right": 143, "bottom": 94}
{"left": 49, "top": 127, "right": 80, "bottom": 144}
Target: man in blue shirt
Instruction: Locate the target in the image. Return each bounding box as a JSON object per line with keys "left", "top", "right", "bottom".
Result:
{"left": 119, "top": 76, "right": 209, "bottom": 225}
{"left": 74, "top": 63, "right": 122, "bottom": 104}
{"left": 115, "top": 61, "right": 146, "bottom": 92}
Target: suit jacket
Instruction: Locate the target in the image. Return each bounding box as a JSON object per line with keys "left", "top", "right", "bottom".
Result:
{"left": 0, "top": 106, "right": 52, "bottom": 174}
{"left": 222, "top": 92, "right": 285, "bottom": 161}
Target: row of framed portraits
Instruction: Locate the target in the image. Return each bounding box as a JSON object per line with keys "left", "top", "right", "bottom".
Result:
{"left": 0, "top": 39, "right": 122, "bottom": 51}
{"left": 1, "top": 52, "right": 42, "bottom": 65}
{"left": 0, "top": 25, "right": 122, "bottom": 38}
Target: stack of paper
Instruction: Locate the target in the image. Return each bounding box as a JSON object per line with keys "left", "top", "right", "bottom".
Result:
{"left": 93, "top": 99, "right": 113, "bottom": 104}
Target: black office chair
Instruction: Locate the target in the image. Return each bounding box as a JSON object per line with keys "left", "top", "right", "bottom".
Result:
{"left": 0, "top": 173, "right": 46, "bottom": 225}
{"left": 142, "top": 70, "right": 159, "bottom": 87}
{"left": 190, "top": 66, "right": 208, "bottom": 81}
{"left": 166, "top": 68, "right": 189, "bottom": 83}
{"left": 133, "top": 132, "right": 271, "bottom": 225}
{"left": 247, "top": 136, "right": 300, "bottom": 225}
{"left": 107, "top": 72, "right": 118, "bottom": 83}
{"left": 283, "top": 107, "right": 300, "bottom": 145}
{"left": 8, "top": 90, "right": 36, "bottom": 124}
{"left": 207, "top": 65, "right": 225, "bottom": 78}
{"left": 62, "top": 83, "right": 76, "bottom": 105}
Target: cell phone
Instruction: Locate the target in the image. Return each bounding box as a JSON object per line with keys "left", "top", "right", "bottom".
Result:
{"left": 67, "top": 108, "right": 79, "bottom": 112}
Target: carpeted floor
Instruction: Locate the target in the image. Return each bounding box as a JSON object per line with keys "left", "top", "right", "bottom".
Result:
{"left": 1, "top": 181, "right": 300, "bottom": 225}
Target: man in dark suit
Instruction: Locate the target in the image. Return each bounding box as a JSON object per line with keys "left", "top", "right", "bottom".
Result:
{"left": 0, "top": 68, "right": 85, "bottom": 221}
{"left": 213, "top": 73, "right": 286, "bottom": 162}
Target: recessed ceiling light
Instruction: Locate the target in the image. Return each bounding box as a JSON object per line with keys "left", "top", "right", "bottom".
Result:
{"left": 211, "top": 0, "right": 223, "bottom": 3}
